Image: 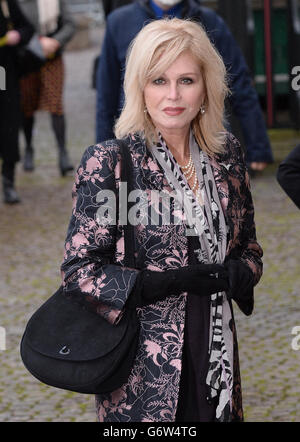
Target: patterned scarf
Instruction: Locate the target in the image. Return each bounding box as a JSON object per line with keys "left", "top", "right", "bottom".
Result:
{"left": 150, "top": 132, "right": 234, "bottom": 421}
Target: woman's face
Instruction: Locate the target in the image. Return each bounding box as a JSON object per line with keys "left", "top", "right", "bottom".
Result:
{"left": 144, "top": 51, "right": 206, "bottom": 138}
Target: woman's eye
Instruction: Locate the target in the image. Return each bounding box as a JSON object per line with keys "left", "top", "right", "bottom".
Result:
{"left": 153, "top": 78, "right": 165, "bottom": 85}
{"left": 180, "top": 78, "right": 193, "bottom": 84}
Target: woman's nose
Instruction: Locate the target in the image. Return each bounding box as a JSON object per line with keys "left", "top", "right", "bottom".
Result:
{"left": 167, "top": 82, "right": 180, "bottom": 100}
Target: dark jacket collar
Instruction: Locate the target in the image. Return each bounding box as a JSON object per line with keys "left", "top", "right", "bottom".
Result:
{"left": 136, "top": 0, "right": 202, "bottom": 19}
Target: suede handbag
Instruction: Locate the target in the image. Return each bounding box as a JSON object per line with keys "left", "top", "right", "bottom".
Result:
{"left": 20, "top": 139, "right": 140, "bottom": 394}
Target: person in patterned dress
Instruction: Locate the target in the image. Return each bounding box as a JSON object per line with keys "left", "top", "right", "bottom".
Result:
{"left": 61, "top": 18, "right": 263, "bottom": 422}
{"left": 19, "top": 0, "right": 75, "bottom": 176}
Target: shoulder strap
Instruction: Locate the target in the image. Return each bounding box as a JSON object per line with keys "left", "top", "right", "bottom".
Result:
{"left": 116, "top": 138, "right": 135, "bottom": 268}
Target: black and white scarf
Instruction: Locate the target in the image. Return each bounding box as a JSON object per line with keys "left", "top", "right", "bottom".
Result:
{"left": 151, "top": 132, "right": 234, "bottom": 422}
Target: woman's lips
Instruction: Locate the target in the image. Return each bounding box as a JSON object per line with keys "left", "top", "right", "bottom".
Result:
{"left": 163, "top": 107, "right": 185, "bottom": 116}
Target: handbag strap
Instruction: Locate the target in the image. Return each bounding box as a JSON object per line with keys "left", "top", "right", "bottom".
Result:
{"left": 116, "top": 138, "right": 135, "bottom": 268}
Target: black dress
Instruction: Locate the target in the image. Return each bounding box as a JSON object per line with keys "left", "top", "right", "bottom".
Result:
{"left": 175, "top": 235, "right": 217, "bottom": 422}
{"left": 0, "top": 0, "right": 33, "bottom": 176}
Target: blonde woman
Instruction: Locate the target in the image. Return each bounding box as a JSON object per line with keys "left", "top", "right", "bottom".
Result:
{"left": 61, "top": 18, "right": 263, "bottom": 422}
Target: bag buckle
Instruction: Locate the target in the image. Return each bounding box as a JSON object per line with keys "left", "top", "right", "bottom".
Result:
{"left": 59, "top": 345, "right": 70, "bottom": 355}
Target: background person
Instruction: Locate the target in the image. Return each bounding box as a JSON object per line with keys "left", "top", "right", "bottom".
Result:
{"left": 277, "top": 144, "right": 300, "bottom": 209}
{"left": 0, "top": 0, "right": 34, "bottom": 204}
{"left": 96, "top": 0, "right": 273, "bottom": 173}
{"left": 92, "top": 1, "right": 133, "bottom": 89}
{"left": 19, "top": 0, "right": 76, "bottom": 176}
{"left": 61, "top": 18, "right": 263, "bottom": 422}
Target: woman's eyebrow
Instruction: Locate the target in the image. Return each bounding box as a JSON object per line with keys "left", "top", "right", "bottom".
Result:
{"left": 178, "top": 72, "right": 199, "bottom": 75}
{"left": 160, "top": 72, "right": 200, "bottom": 77}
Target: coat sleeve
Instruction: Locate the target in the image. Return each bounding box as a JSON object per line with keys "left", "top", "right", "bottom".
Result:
{"left": 225, "top": 134, "right": 263, "bottom": 286}
{"left": 203, "top": 9, "right": 273, "bottom": 164}
{"left": 9, "top": 0, "right": 34, "bottom": 45}
{"left": 96, "top": 16, "right": 121, "bottom": 143}
{"left": 277, "top": 144, "right": 300, "bottom": 210}
{"left": 52, "top": 0, "right": 76, "bottom": 48}
{"left": 61, "top": 142, "right": 139, "bottom": 325}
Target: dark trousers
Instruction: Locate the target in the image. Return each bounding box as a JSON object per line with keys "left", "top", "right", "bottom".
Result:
{"left": 0, "top": 58, "right": 20, "bottom": 182}
{"left": 1, "top": 161, "right": 15, "bottom": 182}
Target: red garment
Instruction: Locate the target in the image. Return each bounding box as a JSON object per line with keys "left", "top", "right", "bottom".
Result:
{"left": 20, "top": 55, "right": 64, "bottom": 117}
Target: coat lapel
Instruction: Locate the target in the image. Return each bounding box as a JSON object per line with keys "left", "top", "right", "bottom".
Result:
{"left": 128, "top": 133, "right": 167, "bottom": 191}
{"left": 211, "top": 153, "right": 248, "bottom": 254}
{"left": 210, "top": 157, "right": 235, "bottom": 251}
{"left": 127, "top": 134, "right": 239, "bottom": 253}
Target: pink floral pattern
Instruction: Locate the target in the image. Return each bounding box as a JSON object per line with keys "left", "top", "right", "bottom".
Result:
{"left": 61, "top": 133, "right": 263, "bottom": 422}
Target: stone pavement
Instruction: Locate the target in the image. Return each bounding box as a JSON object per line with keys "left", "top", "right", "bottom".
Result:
{"left": 0, "top": 32, "right": 300, "bottom": 422}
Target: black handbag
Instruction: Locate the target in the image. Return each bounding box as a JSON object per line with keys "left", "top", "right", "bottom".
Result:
{"left": 20, "top": 139, "right": 140, "bottom": 394}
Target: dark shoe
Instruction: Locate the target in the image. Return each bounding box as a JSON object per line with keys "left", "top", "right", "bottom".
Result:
{"left": 59, "top": 150, "right": 74, "bottom": 176}
{"left": 3, "top": 177, "right": 21, "bottom": 204}
{"left": 23, "top": 147, "right": 34, "bottom": 171}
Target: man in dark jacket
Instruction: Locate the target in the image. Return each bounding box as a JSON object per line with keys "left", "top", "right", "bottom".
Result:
{"left": 277, "top": 144, "right": 300, "bottom": 209}
{"left": 96, "top": 0, "right": 273, "bottom": 170}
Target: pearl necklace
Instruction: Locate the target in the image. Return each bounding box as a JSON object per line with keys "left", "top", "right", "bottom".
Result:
{"left": 178, "top": 153, "right": 201, "bottom": 198}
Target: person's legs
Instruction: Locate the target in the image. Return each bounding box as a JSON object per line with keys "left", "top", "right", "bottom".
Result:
{"left": 20, "top": 71, "right": 40, "bottom": 172}
{"left": 1, "top": 69, "right": 21, "bottom": 204}
{"left": 23, "top": 114, "right": 35, "bottom": 171}
{"left": 50, "top": 113, "right": 73, "bottom": 176}
{"left": 2, "top": 160, "right": 20, "bottom": 204}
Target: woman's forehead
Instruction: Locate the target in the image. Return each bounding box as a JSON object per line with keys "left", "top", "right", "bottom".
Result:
{"left": 146, "top": 49, "right": 203, "bottom": 79}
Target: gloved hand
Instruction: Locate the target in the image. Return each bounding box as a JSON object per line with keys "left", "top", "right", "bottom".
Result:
{"left": 127, "top": 264, "right": 229, "bottom": 308}
{"left": 224, "top": 259, "right": 254, "bottom": 316}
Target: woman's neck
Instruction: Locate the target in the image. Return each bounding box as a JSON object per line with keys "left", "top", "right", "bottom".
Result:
{"left": 160, "top": 128, "right": 190, "bottom": 164}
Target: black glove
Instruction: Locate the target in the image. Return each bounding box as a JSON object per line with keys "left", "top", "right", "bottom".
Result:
{"left": 127, "top": 264, "right": 229, "bottom": 308}
{"left": 225, "top": 259, "right": 254, "bottom": 316}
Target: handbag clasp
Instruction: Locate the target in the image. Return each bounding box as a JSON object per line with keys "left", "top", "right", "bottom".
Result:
{"left": 59, "top": 345, "right": 70, "bottom": 355}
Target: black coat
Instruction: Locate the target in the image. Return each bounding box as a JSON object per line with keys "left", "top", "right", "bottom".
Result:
{"left": 277, "top": 144, "right": 300, "bottom": 209}
{"left": 0, "top": 0, "right": 33, "bottom": 164}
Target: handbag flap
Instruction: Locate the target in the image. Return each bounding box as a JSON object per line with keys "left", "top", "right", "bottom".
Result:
{"left": 24, "top": 287, "right": 130, "bottom": 362}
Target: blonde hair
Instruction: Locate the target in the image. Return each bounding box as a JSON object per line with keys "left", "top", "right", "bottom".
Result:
{"left": 114, "top": 18, "right": 230, "bottom": 155}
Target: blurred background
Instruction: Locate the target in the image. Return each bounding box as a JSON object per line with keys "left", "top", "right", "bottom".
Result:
{"left": 201, "top": 0, "right": 300, "bottom": 131}
{"left": 0, "top": 0, "right": 299, "bottom": 423}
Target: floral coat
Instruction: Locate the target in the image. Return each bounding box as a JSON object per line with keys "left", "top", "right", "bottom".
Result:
{"left": 61, "top": 132, "right": 263, "bottom": 422}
